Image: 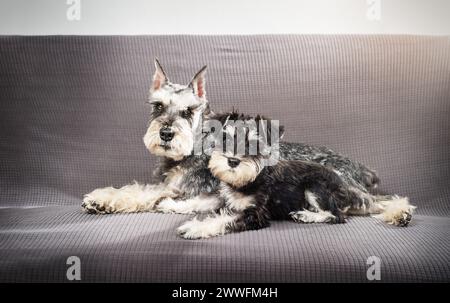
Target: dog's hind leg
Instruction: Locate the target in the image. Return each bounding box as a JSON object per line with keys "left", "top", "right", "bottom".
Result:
{"left": 82, "top": 182, "right": 179, "bottom": 214}
{"left": 345, "top": 188, "right": 416, "bottom": 227}
{"left": 370, "top": 196, "right": 416, "bottom": 227}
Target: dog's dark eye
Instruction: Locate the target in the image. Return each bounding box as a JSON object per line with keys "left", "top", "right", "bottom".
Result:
{"left": 180, "top": 108, "right": 192, "bottom": 119}
{"left": 153, "top": 103, "right": 163, "bottom": 112}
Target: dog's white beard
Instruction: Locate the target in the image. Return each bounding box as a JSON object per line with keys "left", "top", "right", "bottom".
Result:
{"left": 208, "top": 151, "right": 260, "bottom": 188}
{"left": 143, "top": 120, "right": 194, "bottom": 161}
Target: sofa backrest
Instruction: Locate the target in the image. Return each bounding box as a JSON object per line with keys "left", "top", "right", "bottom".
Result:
{"left": 0, "top": 35, "right": 449, "bottom": 214}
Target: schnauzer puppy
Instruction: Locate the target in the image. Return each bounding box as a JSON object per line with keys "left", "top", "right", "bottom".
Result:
{"left": 176, "top": 113, "right": 415, "bottom": 239}
{"left": 82, "top": 59, "right": 381, "bottom": 216}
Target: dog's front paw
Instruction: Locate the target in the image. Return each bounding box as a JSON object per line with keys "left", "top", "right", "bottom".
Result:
{"left": 177, "top": 219, "right": 204, "bottom": 239}
{"left": 82, "top": 198, "right": 107, "bottom": 214}
{"left": 176, "top": 218, "right": 218, "bottom": 240}
{"left": 82, "top": 187, "right": 117, "bottom": 214}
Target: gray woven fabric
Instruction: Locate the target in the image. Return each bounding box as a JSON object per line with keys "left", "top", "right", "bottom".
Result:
{"left": 0, "top": 35, "right": 449, "bottom": 282}
{"left": 0, "top": 206, "right": 448, "bottom": 283}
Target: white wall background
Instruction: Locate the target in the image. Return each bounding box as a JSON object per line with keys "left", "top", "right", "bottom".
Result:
{"left": 0, "top": 0, "right": 449, "bottom": 35}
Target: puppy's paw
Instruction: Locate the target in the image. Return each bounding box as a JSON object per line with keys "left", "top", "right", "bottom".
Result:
{"left": 177, "top": 215, "right": 230, "bottom": 240}
{"left": 177, "top": 219, "right": 212, "bottom": 239}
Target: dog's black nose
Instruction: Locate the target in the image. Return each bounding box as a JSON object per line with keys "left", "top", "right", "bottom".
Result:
{"left": 227, "top": 157, "right": 241, "bottom": 168}
{"left": 159, "top": 127, "right": 174, "bottom": 142}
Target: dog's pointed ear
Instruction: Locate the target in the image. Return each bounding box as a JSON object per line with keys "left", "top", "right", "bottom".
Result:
{"left": 188, "top": 65, "right": 207, "bottom": 99}
{"left": 151, "top": 58, "right": 169, "bottom": 92}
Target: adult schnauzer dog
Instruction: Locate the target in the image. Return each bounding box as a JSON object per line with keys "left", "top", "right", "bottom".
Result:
{"left": 176, "top": 113, "right": 415, "bottom": 239}
{"left": 82, "top": 59, "right": 221, "bottom": 214}
{"left": 82, "top": 59, "right": 392, "bottom": 220}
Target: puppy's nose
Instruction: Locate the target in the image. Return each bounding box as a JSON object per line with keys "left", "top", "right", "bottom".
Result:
{"left": 227, "top": 157, "right": 241, "bottom": 168}
{"left": 159, "top": 127, "right": 174, "bottom": 142}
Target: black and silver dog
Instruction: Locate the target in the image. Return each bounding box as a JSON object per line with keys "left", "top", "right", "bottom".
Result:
{"left": 82, "top": 60, "right": 407, "bottom": 229}
{"left": 176, "top": 112, "right": 415, "bottom": 239}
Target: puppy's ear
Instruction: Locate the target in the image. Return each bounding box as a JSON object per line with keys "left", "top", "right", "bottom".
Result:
{"left": 188, "top": 65, "right": 207, "bottom": 98}
{"left": 151, "top": 58, "right": 169, "bottom": 92}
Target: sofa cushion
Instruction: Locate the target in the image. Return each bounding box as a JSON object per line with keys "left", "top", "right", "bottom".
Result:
{"left": 0, "top": 205, "right": 448, "bottom": 282}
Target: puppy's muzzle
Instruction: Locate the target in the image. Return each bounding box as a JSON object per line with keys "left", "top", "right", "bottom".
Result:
{"left": 227, "top": 157, "right": 241, "bottom": 168}
{"left": 159, "top": 126, "right": 175, "bottom": 142}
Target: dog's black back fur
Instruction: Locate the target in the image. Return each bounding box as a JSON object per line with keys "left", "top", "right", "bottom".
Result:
{"left": 225, "top": 160, "right": 361, "bottom": 233}
{"left": 210, "top": 111, "right": 379, "bottom": 193}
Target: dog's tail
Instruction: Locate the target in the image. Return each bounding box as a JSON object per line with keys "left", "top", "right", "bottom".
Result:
{"left": 345, "top": 188, "right": 416, "bottom": 227}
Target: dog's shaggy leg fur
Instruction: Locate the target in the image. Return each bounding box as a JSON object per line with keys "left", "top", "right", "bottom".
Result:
{"left": 370, "top": 196, "right": 416, "bottom": 227}
{"left": 290, "top": 209, "right": 338, "bottom": 223}
{"left": 82, "top": 182, "right": 178, "bottom": 214}
{"left": 177, "top": 210, "right": 237, "bottom": 239}
{"left": 156, "top": 194, "right": 222, "bottom": 214}
{"left": 346, "top": 188, "right": 416, "bottom": 227}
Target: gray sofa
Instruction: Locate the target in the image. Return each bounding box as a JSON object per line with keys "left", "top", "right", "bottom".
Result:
{"left": 0, "top": 35, "right": 449, "bottom": 282}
